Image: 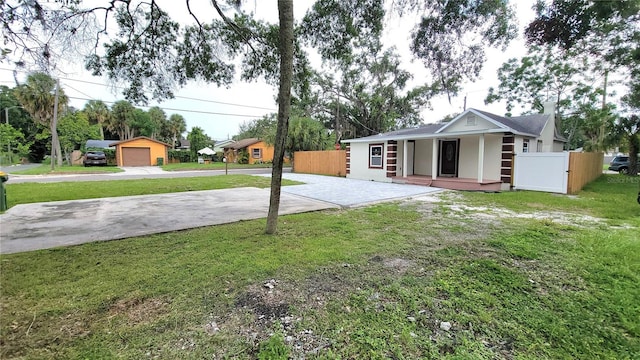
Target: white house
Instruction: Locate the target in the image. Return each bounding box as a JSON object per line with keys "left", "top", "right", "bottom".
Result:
{"left": 342, "top": 102, "right": 566, "bottom": 191}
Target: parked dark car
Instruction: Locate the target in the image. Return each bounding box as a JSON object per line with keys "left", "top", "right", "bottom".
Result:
{"left": 608, "top": 156, "right": 630, "bottom": 174}
{"left": 83, "top": 151, "right": 107, "bottom": 166}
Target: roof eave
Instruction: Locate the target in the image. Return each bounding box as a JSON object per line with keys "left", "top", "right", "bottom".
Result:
{"left": 343, "top": 128, "right": 534, "bottom": 143}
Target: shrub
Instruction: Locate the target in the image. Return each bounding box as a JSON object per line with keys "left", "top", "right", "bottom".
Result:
{"left": 169, "top": 149, "right": 193, "bottom": 163}
{"left": 237, "top": 149, "right": 249, "bottom": 164}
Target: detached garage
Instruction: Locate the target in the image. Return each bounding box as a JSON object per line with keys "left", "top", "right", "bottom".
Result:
{"left": 110, "top": 136, "right": 171, "bottom": 167}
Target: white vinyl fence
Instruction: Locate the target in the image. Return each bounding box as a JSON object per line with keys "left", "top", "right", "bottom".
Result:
{"left": 513, "top": 152, "right": 569, "bottom": 194}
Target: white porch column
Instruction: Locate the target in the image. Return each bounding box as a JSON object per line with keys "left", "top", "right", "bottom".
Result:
{"left": 402, "top": 140, "right": 408, "bottom": 178}
{"left": 432, "top": 138, "right": 438, "bottom": 180}
{"left": 478, "top": 134, "right": 485, "bottom": 183}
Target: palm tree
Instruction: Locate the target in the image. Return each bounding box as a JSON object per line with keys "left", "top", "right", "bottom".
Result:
{"left": 167, "top": 114, "right": 187, "bottom": 148}
{"left": 83, "top": 100, "right": 111, "bottom": 140}
{"left": 148, "top": 106, "right": 167, "bottom": 140}
{"left": 109, "top": 100, "right": 136, "bottom": 140}
{"left": 14, "top": 72, "right": 68, "bottom": 167}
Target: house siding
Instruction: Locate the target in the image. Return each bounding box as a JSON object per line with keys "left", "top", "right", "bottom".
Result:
{"left": 458, "top": 137, "right": 477, "bottom": 178}
{"left": 225, "top": 140, "right": 289, "bottom": 164}
{"left": 414, "top": 139, "right": 434, "bottom": 176}
{"left": 346, "top": 142, "right": 392, "bottom": 182}
{"left": 483, "top": 135, "right": 502, "bottom": 181}
{"left": 553, "top": 141, "right": 565, "bottom": 152}
{"left": 248, "top": 141, "right": 274, "bottom": 164}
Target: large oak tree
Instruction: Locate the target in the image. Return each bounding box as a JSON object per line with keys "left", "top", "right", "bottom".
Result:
{"left": 1, "top": 0, "right": 518, "bottom": 231}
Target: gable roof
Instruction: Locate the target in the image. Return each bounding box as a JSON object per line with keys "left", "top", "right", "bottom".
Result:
{"left": 213, "top": 139, "right": 236, "bottom": 151}
{"left": 225, "top": 138, "right": 262, "bottom": 150}
{"left": 109, "top": 136, "right": 172, "bottom": 147}
{"left": 345, "top": 123, "right": 444, "bottom": 143}
{"left": 344, "top": 108, "right": 555, "bottom": 143}
{"left": 470, "top": 109, "right": 548, "bottom": 136}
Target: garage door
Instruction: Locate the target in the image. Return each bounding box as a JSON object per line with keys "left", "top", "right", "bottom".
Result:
{"left": 122, "top": 147, "right": 151, "bottom": 166}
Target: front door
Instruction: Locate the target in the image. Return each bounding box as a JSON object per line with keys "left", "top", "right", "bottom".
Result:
{"left": 439, "top": 140, "right": 459, "bottom": 177}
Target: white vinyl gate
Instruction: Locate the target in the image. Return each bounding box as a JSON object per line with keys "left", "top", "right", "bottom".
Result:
{"left": 513, "top": 152, "right": 569, "bottom": 194}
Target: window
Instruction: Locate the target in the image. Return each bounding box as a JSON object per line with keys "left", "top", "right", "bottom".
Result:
{"left": 466, "top": 115, "right": 477, "bottom": 126}
{"left": 252, "top": 148, "right": 262, "bottom": 159}
{"left": 369, "top": 144, "right": 384, "bottom": 168}
{"left": 537, "top": 140, "right": 543, "bottom": 152}
{"left": 523, "top": 139, "right": 529, "bottom": 153}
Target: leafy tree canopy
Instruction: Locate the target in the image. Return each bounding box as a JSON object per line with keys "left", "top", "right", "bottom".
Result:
{"left": 187, "top": 126, "right": 213, "bottom": 158}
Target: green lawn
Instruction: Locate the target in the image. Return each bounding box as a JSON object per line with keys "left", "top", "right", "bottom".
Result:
{"left": 5, "top": 175, "right": 300, "bottom": 208}
{"left": 162, "top": 162, "right": 284, "bottom": 171}
{"left": 1, "top": 175, "right": 638, "bottom": 359}
{"left": 9, "top": 164, "right": 123, "bottom": 175}
{"left": 8, "top": 162, "right": 285, "bottom": 174}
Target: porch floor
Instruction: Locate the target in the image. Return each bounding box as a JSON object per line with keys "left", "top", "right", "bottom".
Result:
{"left": 391, "top": 175, "right": 503, "bottom": 192}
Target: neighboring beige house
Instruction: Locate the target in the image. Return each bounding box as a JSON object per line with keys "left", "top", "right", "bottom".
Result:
{"left": 342, "top": 102, "right": 565, "bottom": 191}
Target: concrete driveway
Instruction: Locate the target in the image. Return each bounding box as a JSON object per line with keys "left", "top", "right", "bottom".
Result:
{"left": 0, "top": 174, "right": 441, "bottom": 254}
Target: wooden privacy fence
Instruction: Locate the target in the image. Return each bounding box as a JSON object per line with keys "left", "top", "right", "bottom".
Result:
{"left": 293, "top": 150, "right": 346, "bottom": 177}
{"left": 567, "top": 152, "right": 603, "bottom": 194}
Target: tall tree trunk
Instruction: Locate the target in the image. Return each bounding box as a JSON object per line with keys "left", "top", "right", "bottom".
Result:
{"left": 99, "top": 125, "right": 104, "bottom": 140}
{"left": 52, "top": 78, "right": 63, "bottom": 168}
{"left": 266, "top": 0, "right": 294, "bottom": 235}
{"left": 55, "top": 135, "right": 63, "bottom": 166}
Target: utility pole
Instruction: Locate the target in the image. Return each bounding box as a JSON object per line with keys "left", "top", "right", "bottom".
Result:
{"left": 4, "top": 108, "right": 10, "bottom": 165}
{"left": 335, "top": 90, "right": 340, "bottom": 147}
{"left": 51, "top": 78, "right": 60, "bottom": 171}
{"left": 600, "top": 69, "right": 608, "bottom": 150}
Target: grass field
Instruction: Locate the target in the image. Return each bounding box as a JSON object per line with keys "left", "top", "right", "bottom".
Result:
{"left": 1, "top": 174, "right": 638, "bottom": 359}
{"left": 161, "top": 162, "right": 284, "bottom": 171}
{"left": 8, "top": 164, "right": 123, "bottom": 175}
{"left": 8, "top": 162, "right": 286, "bottom": 175}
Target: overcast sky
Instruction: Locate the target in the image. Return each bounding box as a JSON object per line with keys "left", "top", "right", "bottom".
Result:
{"left": 0, "top": 1, "right": 537, "bottom": 141}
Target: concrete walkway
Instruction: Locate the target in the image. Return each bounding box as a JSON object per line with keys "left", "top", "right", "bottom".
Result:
{"left": 0, "top": 174, "right": 442, "bottom": 254}
{"left": 276, "top": 173, "right": 442, "bottom": 207}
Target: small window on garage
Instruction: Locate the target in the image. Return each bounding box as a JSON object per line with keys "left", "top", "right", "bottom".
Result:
{"left": 252, "top": 148, "right": 262, "bottom": 159}
{"left": 369, "top": 144, "right": 384, "bottom": 168}
{"left": 523, "top": 139, "right": 529, "bottom": 153}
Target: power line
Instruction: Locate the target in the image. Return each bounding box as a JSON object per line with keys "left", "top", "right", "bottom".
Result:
{"left": 62, "top": 77, "right": 278, "bottom": 110}
{"left": 63, "top": 83, "right": 95, "bottom": 100}
{"left": 0, "top": 67, "right": 278, "bottom": 111}
{"left": 67, "top": 96, "right": 267, "bottom": 118}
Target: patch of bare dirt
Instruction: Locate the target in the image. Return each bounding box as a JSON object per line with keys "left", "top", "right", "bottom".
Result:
{"left": 108, "top": 296, "right": 170, "bottom": 325}
{"left": 407, "top": 191, "right": 610, "bottom": 227}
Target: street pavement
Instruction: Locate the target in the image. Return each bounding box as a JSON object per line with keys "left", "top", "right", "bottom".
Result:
{"left": 0, "top": 169, "right": 442, "bottom": 254}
